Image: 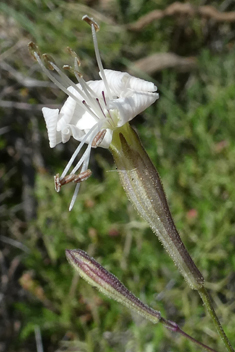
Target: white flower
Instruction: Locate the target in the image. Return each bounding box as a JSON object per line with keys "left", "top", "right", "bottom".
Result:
{"left": 30, "top": 15, "right": 159, "bottom": 210}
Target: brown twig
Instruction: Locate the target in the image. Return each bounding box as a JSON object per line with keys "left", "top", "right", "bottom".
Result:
{"left": 128, "top": 52, "right": 196, "bottom": 76}
{"left": 127, "top": 2, "right": 235, "bottom": 31}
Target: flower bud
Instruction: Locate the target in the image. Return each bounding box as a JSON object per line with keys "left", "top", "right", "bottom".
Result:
{"left": 66, "top": 249, "right": 161, "bottom": 324}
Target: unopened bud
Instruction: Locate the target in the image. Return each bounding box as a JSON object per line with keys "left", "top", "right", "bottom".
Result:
{"left": 66, "top": 249, "right": 161, "bottom": 324}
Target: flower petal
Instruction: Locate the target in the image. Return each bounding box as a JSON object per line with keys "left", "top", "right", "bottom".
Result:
{"left": 101, "top": 70, "right": 129, "bottom": 97}
{"left": 103, "top": 69, "right": 157, "bottom": 97}
{"left": 75, "top": 111, "right": 98, "bottom": 130}
{"left": 57, "top": 86, "right": 83, "bottom": 132}
{"left": 99, "top": 129, "right": 113, "bottom": 148}
{"left": 42, "top": 107, "right": 62, "bottom": 148}
{"left": 61, "top": 125, "right": 72, "bottom": 144}
{"left": 86, "top": 80, "right": 106, "bottom": 98}
{"left": 128, "top": 75, "right": 157, "bottom": 93}
{"left": 109, "top": 91, "right": 159, "bottom": 125}
{"left": 69, "top": 125, "right": 85, "bottom": 141}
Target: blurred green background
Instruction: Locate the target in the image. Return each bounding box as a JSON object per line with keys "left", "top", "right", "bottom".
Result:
{"left": 0, "top": 0, "right": 235, "bottom": 351}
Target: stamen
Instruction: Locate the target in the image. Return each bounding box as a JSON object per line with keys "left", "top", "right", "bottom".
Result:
{"left": 70, "top": 137, "right": 93, "bottom": 175}
{"left": 96, "top": 98, "right": 106, "bottom": 118}
{"left": 102, "top": 90, "right": 115, "bottom": 127}
{"left": 69, "top": 161, "right": 90, "bottom": 211}
{"left": 81, "top": 99, "right": 103, "bottom": 122}
{"left": 63, "top": 65, "right": 83, "bottom": 78}
{"left": 57, "top": 168, "right": 92, "bottom": 211}
{"left": 83, "top": 16, "right": 112, "bottom": 100}
{"left": 58, "top": 169, "right": 92, "bottom": 187}
{"left": 28, "top": 42, "right": 40, "bottom": 60}
{"left": 60, "top": 120, "right": 104, "bottom": 180}
{"left": 74, "top": 57, "right": 80, "bottom": 72}
{"left": 32, "top": 51, "right": 100, "bottom": 123}
{"left": 69, "top": 183, "right": 81, "bottom": 211}
{"left": 71, "top": 75, "right": 103, "bottom": 118}
{"left": 101, "top": 90, "right": 115, "bottom": 126}
{"left": 106, "top": 107, "right": 114, "bottom": 124}
{"left": 49, "top": 61, "right": 87, "bottom": 100}
{"left": 78, "top": 76, "right": 100, "bottom": 100}
{"left": 92, "top": 130, "right": 107, "bottom": 148}
{"left": 102, "top": 91, "right": 107, "bottom": 106}
{"left": 42, "top": 54, "right": 57, "bottom": 70}
{"left": 66, "top": 47, "right": 81, "bottom": 67}
{"left": 73, "top": 169, "right": 92, "bottom": 183}
{"left": 68, "top": 121, "right": 97, "bottom": 211}
{"left": 82, "top": 15, "right": 99, "bottom": 32}
{"left": 54, "top": 173, "right": 61, "bottom": 192}
{"left": 60, "top": 174, "right": 78, "bottom": 185}
{"left": 101, "top": 90, "right": 116, "bottom": 127}
{"left": 66, "top": 46, "right": 82, "bottom": 74}
{"left": 44, "top": 56, "right": 96, "bottom": 115}
{"left": 60, "top": 62, "right": 104, "bottom": 120}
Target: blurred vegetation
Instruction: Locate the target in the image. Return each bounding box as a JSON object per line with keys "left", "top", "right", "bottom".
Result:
{"left": 0, "top": 0, "right": 235, "bottom": 351}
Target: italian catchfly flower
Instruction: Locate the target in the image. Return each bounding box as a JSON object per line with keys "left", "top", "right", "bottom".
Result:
{"left": 29, "top": 15, "right": 159, "bottom": 210}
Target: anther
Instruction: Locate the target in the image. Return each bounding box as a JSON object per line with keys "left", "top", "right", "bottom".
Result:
{"left": 63, "top": 64, "right": 71, "bottom": 70}
{"left": 42, "top": 54, "right": 56, "bottom": 71}
{"left": 54, "top": 173, "right": 78, "bottom": 191}
{"left": 54, "top": 174, "right": 61, "bottom": 192}
{"left": 73, "top": 169, "right": 92, "bottom": 183}
{"left": 82, "top": 15, "right": 100, "bottom": 32}
{"left": 60, "top": 174, "right": 78, "bottom": 186}
{"left": 66, "top": 47, "right": 81, "bottom": 66}
{"left": 63, "top": 65, "right": 83, "bottom": 78}
{"left": 55, "top": 170, "right": 92, "bottom": 190}
{"left": 92, "top": 130, "right": 107, "bottom": 148}
{"left": 28, "top": 42, "right": 40, "bottom": 61}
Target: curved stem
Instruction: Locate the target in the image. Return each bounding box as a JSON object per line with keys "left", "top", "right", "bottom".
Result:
{"left": 198, "top": 286, "right": 234, "bottom": 352}
{"left": 161, "top": 318, "right": 218, "bottom": 352}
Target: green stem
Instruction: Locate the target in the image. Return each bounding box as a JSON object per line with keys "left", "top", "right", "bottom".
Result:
{"left": 198, "top": 286, "right": 234, "bottom": 352}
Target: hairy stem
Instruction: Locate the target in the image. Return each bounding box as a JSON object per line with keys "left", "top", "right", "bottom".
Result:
{"left": 161, "top": 318, "right": 218, "bottom": 352}
{"left": 198, "top": 286, "right": 234, "bottom": 352}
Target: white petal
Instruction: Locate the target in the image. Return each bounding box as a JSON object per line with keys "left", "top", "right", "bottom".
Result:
{"left": 101, "top": 70, "right": 129, "bottom": 97}
{"left": 109, "top": 91, "right": 159, "bottom": 125}
{"left": 99, "top": 129, "right": 113, "bottom": 148}
{"left": 42, "top": 107, "right": 62, "bottom": 148}
{"left": 69, "top": 125, "right": 85, "bottom": 141}
{"left": 61, "top": 125, "right": 72, "bottom": 143}
{"left": 128, "top": 76, "right": 157, "bottom": 92}
{"left": 57, "top": 82, "right": 105, "bottom": 134}
{"left": 75, "top": 111, "right": 98, "bottom": 130}
{"left": 103, "top": 69, "right": 157, "bottom": 97}
{"left": 57, "top": 94, "right": 80, "bottom": 132}
{"left": 86, "top": 80, "right": 106, "bottom": 98}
